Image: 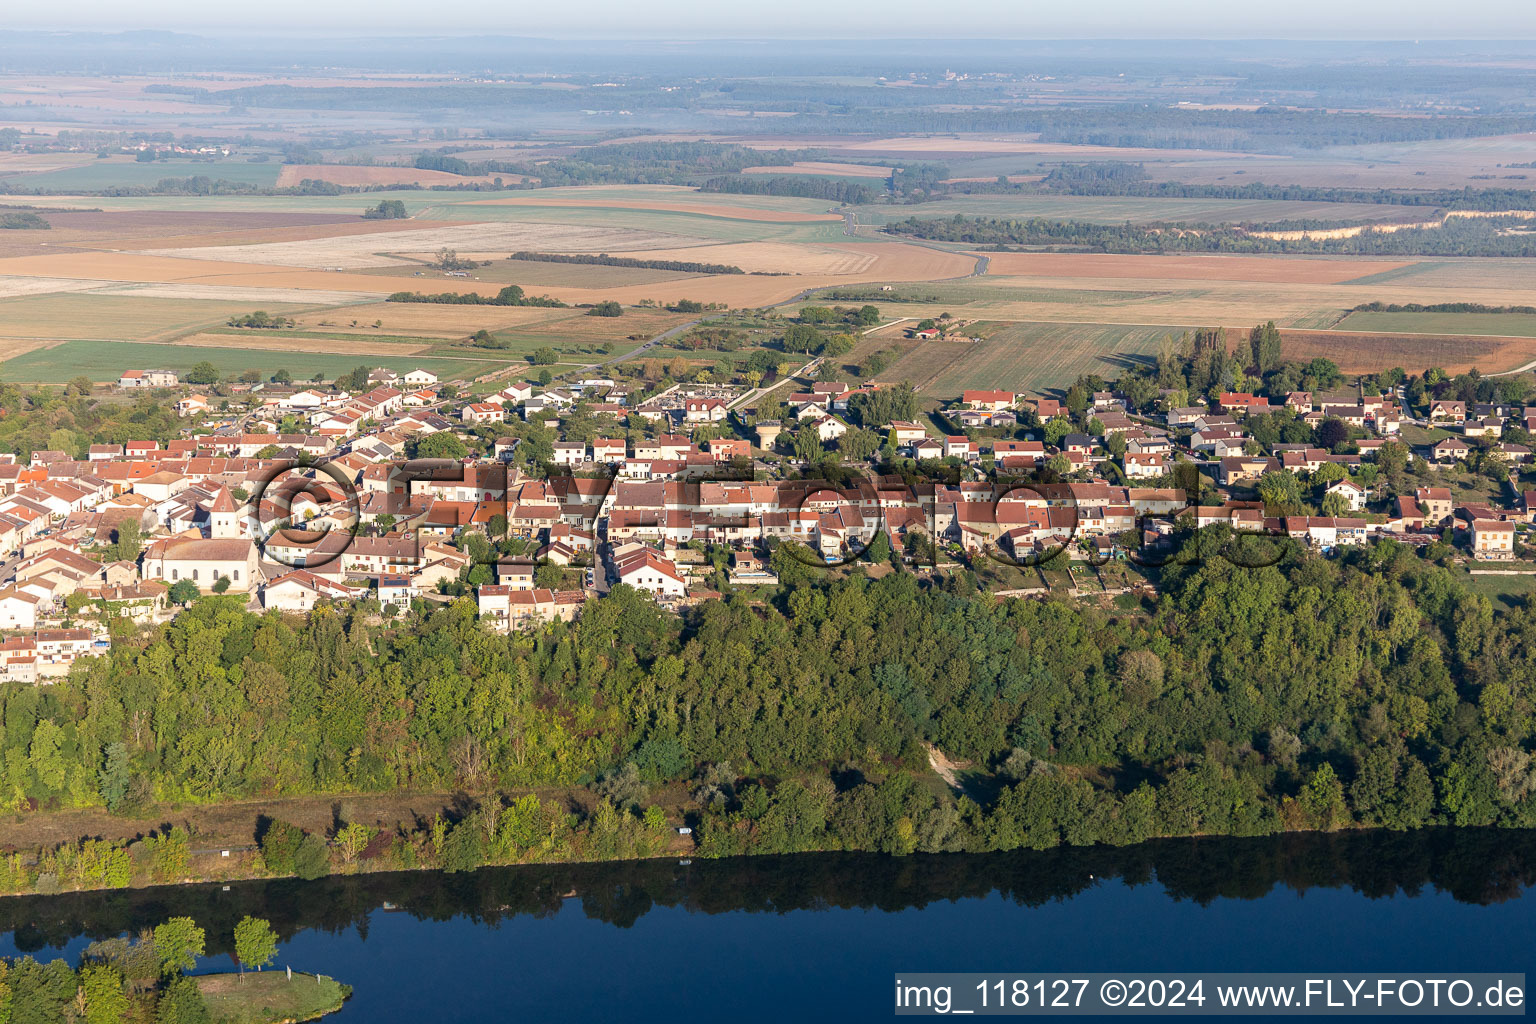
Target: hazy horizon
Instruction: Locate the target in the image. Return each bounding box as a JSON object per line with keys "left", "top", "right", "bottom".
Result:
{"left": 7, "top": 0, "right": 1536, "bottom": 41}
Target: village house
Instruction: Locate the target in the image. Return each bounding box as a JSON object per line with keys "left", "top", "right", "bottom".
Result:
{"left": 1415, "top": 487, "right": 1454, "bottom": 524}
{"left": 1429, "top": 400, "right": 1467, "bottom": 424}
{"left": 117, "top": 369, "right": 178, "bottom": 389}
{"left": 614, "top": 548, "right": 687, "bottom": 599}
{"left": 260, "top": 569, "right": 356, "bottom": 612}
{"left": 461, "top": 402, "right": 506, "bottom": 425}
{"left": 1471, "top": 518, "right": 1516, "bottom": 560}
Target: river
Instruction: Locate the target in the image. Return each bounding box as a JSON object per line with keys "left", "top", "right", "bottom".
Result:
{"left": 3, "top": 829, "right": 1535, "bottom": 1021}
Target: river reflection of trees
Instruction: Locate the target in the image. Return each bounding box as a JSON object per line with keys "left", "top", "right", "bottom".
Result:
{"left": 3, "top": 828, "right": 1533, "bottom": 957}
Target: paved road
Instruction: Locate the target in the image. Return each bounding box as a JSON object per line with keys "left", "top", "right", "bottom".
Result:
{"left": 595, "top": 317, "right": 704, "bottom": 369}
{"left": 727, "top": 356, "right": 823, "bottom": 411}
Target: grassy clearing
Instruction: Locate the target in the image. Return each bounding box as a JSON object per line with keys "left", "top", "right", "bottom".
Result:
{"left": 885, "top": 320, "right": 1197, "bottom": 398}
{"left": 0, "top": 293, "right": 317, "bottom": 343}
{"left": 1455, "top": 568, "right": 1536, "bottom": 611}
{"left": 1338, "top": 311, "right": 1536, "bottom": 338}
{"left": 0, "top": 340, "right": 506, "bottom": 384}
{"left": 195, "top": 971, "right": 350, "bottom": 1024}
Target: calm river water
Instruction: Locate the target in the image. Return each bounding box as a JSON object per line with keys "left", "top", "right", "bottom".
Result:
{"left": 3, "top": 829, "right": 1534, "bottom": 1021}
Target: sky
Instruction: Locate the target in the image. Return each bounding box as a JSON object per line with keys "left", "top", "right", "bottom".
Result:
{"left": 9, "top": 0, "right": 1536, "bottom": 39}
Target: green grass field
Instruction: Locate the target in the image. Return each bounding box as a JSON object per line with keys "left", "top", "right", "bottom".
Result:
{"left": 0, "top": 293, "right": 318, "bottom": 343}
{"left": 1337, "top": 311, "right": 1536, "bottom": 338}
{"left": 195, "top": 971, "right": 350, "bottom": 1024}
{"left": 1456, "top": 568, "right": 1536, "bottom": 611}
{"left": 8, "top": 158, "right": 282, "bottom": 191}
{"left": 884, "top": 320, "right": 1198, "bottom": 397}
{"left": 0, "top": 340, "right": 507, "bottom": 385}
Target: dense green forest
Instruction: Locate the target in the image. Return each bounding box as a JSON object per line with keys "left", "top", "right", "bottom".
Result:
{"left": 4, "top": 539, "right": 1536, "bottom": 872}
{"left": 1036, "top": 162, "right": 1536, "bottom": 210}
{"left": 0, "top": 211, "right": 49, "bottom": 229}
{"left": 885, "top": 213, "right": 1536, "bottom": 257}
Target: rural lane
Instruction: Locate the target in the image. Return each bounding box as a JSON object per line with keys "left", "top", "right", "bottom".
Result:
{"left": 594, "top": 317, "right": 703, "bottom": 369}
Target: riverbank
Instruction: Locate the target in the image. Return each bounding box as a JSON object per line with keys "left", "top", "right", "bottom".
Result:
{"left": 3, "top": 832, "right": 1535, "bottom": 1023}
{"left": 196, "top": 971, "right": 352, "bottom": 1024}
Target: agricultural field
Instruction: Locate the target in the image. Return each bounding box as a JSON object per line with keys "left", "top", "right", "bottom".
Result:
{"left": 0, "top": 339, "right": 504, "bottom": 385}
{"left": 742, "top": 160, "right": 894, "bottom": 177}
{"left": 1, "top": 156, "right": 282, "bottom": 190}
{"left": 274, "top": 164, "right": 527, "bottom": 188}
{"left": 354, "top": 258, "right": 704, "bottom": 289}
{"left": 851, "top": 194, "right": 1418, "bottom": 227}
{"left": 1274, "top": 329, "right": 1536, "bottom": 375}
{"left": 1336, "top": 311, "right": 1536, "bottom": 338}
{"left": 0, "top": 293, "right": 317, "bottom": 344}
{"left": 980, "top": 253, "right": 1413, "bottom": 286}
{"left": 877, "top": 320, "right": 1199, "bottom": 397}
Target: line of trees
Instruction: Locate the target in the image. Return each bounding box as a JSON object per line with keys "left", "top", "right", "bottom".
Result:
{"left": 884, "top": 213, "right": 1536, "bottom": 257}
{"left": 507, "top": 251, "right": 745, "bottom": 274}
{"left": 386, "top": 285, "right": 566, "bottom": 307}
{"left": 699, "top": 174, "right": 878, "bottom": 204}
{"left": 4, "top": 523, "right": 1535, "bottom": 859}
{"left": 1350, "top": 301, "right": 1536, "bottom": 315}
{"left": 1039, "top": 162, "right": 1536, "bottom": 212}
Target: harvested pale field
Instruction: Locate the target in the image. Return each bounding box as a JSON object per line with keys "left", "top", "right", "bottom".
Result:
{"left": 0, "top": 292, "right": 312, "bottom": 342}
{"left": 86, "top": 282, "right": 382, "bottom": 304}
{"left": 1342, "top": 258, "right": 1536, "bottom": 291}
{"left": 360, "top": 258, "right": 699, "bottom": 288}
{"left": 982, "top": 253, "right": 1413, "bottom": 285}
{"left": 0, "top": 251, "right": 449, "bottom": 295}
{"left": 597, "top": 241, "right": 877, "bottom": 275}
{"left": 489, "top": 240, "right": 976, "bottom": 307}
{"left": 0, "top": 209, "right": 413, "bottom": 258}
{"left": 275, "top": 164, "right": 526, "bottom": 187}
{"left": 172, "top": 331, "right": 432, "bottom": 356}
{"left": 0, "top": 275, "right": 106, "bottom": 299}
{"left": 1275, "top": 329, "right": 1536, "bottom": 376}
{"left": 0, "top": 152, "right": 101, "bottom": 174}
{"left": 926, "top": 270, "right": 1536, "bottom": 330}
{"left": 273, "top": 164, "right": 500, "bottom": 188}
{"left": 473, "top": 195, "right": 843, "bottom": 222}
{"left": 97, "top": 217, "right": 460, "bottom": 252}
{"left": 0, "top": 337, "right": 67, "bottom": 360}
{"left": 742, "top": 161, "right": 894, "bottom": 177}
{"left": 292, "top": 303, "right": 585, "bottom": 337}
{"left": 139, "top": 221, "right": 703, "bottom": 269}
